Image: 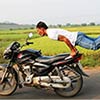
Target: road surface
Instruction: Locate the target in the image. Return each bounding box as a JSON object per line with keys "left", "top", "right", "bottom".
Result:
{"left": 0, "top": 67, "right": 100, "bottom": 99}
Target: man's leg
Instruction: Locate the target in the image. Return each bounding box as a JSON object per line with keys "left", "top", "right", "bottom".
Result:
{"left": 95, "top": 36, "right": 100, "bottom": 49}
{"left": 76, "top": 32, "right": 96, "bottom": 50}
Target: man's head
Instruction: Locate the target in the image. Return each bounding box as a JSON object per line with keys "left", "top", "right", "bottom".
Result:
{"left": 36, "top": 21, "right": 48, "bottom": 36}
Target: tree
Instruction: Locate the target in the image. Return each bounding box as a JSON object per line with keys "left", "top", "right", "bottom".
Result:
{"left": 57, "top": 24, "right": 62, "bottom": 27}
{"left": 89, "top": 22, "right": 95, "bottom": 26}
{"left": 66, "top": 23, "right": 71, "bottom": 26}
{"left": 81, "top": 23, "right": 87, "bottom": 26}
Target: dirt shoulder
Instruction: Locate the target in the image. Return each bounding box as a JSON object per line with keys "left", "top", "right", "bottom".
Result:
{"left": 83, "top": 66, "right": 100, "bottom": 75}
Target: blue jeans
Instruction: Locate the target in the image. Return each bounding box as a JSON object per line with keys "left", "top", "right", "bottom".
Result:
{"left": 75, "top": 32, "right": 100, "bottom": 50}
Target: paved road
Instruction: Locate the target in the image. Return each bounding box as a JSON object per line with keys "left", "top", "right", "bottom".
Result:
{"left": 0, "top": 68, "right": 100, "bottom": 99}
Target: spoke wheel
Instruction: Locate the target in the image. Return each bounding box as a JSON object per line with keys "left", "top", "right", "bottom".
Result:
{"left": 0, "top": 66, "right": 18, "bottom": 96}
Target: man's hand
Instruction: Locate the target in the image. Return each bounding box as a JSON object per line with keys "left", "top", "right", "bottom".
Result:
{"left": 70, "top": 46, "right": 78, "bottom": 57}
{"left": 70, "top": 49, "right": 78, "bottom": 57}
{"left": 58, "top": 35, "right": 78, "bottom": 57}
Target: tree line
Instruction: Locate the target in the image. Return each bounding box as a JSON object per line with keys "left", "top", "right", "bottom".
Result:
{"left": 49, "top": 22, "right": 100, "bottom": 28}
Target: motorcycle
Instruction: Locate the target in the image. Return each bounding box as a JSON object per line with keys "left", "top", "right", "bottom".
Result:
{"left": 0, "top": 33, "right": 88, "bottom": 97}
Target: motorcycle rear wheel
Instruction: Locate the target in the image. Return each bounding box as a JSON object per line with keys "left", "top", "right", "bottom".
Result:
{"left": 54, "top": 67, "right": 83, "bottom": 97}
{"left": 0, "top": 66, "right": 18, "bottom": 96}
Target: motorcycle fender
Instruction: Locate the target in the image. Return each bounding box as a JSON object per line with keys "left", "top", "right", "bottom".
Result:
{"left": 74, "top": 62, "right": 89, "bottom": 77}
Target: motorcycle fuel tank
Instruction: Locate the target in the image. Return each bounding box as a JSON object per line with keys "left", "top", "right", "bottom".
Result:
{"left": 17, "top": 49, "right": 41, "bottom": 64}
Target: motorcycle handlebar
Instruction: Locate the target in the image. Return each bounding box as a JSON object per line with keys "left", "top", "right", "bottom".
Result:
{"left": 26, "top": 42, "right": 34, "bottom": 45}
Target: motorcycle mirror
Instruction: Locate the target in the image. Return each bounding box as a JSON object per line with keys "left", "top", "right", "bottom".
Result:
{"left": 28, "top": 33, "right": 33, "bottom": 38}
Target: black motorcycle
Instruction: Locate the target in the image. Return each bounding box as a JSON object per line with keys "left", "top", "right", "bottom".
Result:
{"left": 0, "top": 33, "right": 88, "bottom": 97}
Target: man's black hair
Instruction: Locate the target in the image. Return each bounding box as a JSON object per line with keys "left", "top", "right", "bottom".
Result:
{"left": 36, "top": 21, "right": 48, "bottom": 29}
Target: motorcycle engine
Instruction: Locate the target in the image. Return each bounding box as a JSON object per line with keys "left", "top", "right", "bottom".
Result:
{"left": 22, "top": 65, "right": 34, "bottom": 84}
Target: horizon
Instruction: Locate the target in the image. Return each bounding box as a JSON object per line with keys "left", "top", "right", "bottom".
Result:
{"left": 0, "top": 21, "right": 99, "bottom": 26}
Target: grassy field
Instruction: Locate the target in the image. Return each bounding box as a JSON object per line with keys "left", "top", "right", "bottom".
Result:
{"left": 0, "top": 26, "right": 100, "bottom": 67}
{"left": 62, "top": 26, "right": 100, "bottom": 35}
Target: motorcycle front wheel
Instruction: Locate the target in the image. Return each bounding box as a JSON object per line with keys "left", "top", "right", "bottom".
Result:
{"left": 0, "top": 65, "right": 18, "bottom": 96}
{"left": 54, "top": 66, "right": 83, "bottom": 97}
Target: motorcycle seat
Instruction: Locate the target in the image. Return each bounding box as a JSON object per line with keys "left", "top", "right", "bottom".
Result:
{"left": 35, "top": 53, "right": 70, "bottom": 64}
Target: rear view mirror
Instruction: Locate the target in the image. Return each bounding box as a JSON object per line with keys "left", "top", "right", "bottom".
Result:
{"left": 28, "top": 33, "right": 33, "bottom": 38}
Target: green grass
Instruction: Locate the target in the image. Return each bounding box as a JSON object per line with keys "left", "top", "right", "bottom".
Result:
{"left": 62, "top": 26, "right": 100, "bottom": 35}
{"left": 0, "top": 29, "right": 37, "bottom": 34}
{"left": 0, "top": 26, "right": 100, "bottom": 67}
{"left": 0, "top": 29, "right": 40, "bottom": 48}
{"left": 0, "top": 29, "right": 40, "bottom": 63}
{"left": 24, "top": 37, "right": 69, "bottom": 55}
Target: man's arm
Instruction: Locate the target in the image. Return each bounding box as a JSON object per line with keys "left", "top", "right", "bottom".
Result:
{"left": 58, "top": 35, "right": 77, "bottom": 57}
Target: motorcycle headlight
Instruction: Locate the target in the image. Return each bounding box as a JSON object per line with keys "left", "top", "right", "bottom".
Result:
{"left": 3, "top": 41, "right": 20, "bottom": 60}
{"left": 3, "top": 48, "right": 12, "bottom": 59}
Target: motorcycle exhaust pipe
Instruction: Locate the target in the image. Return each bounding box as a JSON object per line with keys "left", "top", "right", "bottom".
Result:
{"left": 33, "top": 76, "right": 71, "bottom": 88}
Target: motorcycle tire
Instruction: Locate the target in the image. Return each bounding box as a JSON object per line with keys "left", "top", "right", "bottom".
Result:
{"left": 54, "top": 67, "right": 83, "bottom": 97}
{"left": 0, "top": 66, "right": 18, "bottom": 96}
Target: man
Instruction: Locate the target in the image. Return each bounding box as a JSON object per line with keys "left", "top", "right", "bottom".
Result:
{"left": 36, "top": 21, "right": 100, "bottom": 58}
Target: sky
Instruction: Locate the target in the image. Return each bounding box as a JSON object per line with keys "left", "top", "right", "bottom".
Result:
{"left": 0, "top": 0, "right": 100, "bottom": 25}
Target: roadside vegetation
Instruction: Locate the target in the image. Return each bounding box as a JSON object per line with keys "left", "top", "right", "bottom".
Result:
{"left": 0, "top": 26, "right": 100, "bottom": 67}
